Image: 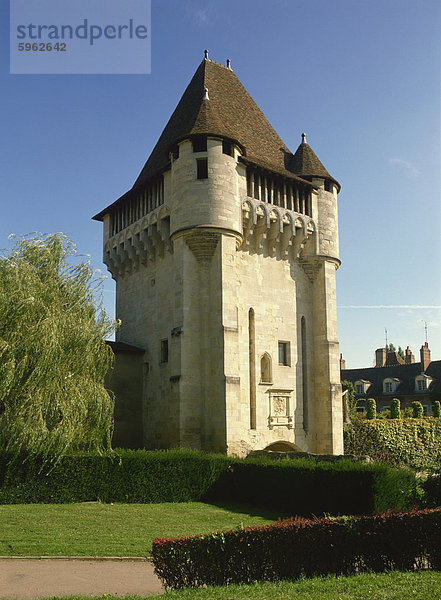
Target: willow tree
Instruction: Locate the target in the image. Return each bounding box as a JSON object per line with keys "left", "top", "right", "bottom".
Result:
{"left": 0, "top": 234, "right": 117, "bottom": 460}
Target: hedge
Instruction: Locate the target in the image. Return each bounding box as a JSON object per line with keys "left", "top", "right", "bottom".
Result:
{"left": 344, "top": 419, "right": 441, "bottom": 471}
{"left": 203, "top": 456, "right": 416, "bottom": 515}
{"left": 152, "top": 508, "right": 441, "bottom": 589}
{"left": 0, "top": 449, "right": 231, "bottom": 504}
{"left": 0, "top": 450, "right": 416, "bottom": 516}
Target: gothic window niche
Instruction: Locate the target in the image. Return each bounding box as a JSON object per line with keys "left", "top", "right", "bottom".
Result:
{"left": 260, "top": 352, "right": 272, "bottom": 384}
{"left": 268, "top": 389, "right": 293, "bottom": 429}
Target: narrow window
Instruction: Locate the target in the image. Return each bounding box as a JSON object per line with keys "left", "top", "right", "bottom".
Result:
{"left": 197, "top": 158, "right": 208, "bottom": 179}
{"left": 192, "top": 136, "right": 207, "bottom": 152}
{"left": 160, "top": 339, "right": 168, "bottom": 363}
{"left": 278, "top": 341, "right": 290, "bottom": 366}
{"left": 301, "top": 316, "right": 308, "bottom": 432}
{"left": 222, "top": 140, "right": 232, "bottom": 156}
{"left": 249, "top": 308, "right": 256, "bottom": 429}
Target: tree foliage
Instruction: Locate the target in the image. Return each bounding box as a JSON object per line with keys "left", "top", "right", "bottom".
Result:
{"left": 0, "top": 234, "right": 117, "bottom": 461}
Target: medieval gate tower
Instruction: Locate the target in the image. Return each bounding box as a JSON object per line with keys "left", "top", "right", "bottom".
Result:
{"left": 94, "top": 54, "right": 343, "bottom": 456}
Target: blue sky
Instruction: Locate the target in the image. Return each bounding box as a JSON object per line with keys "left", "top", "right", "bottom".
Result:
{"left": 1, "top": 0, "right": 440, "bottom": 368}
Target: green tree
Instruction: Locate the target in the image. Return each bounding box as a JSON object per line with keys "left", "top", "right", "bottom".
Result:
{"left": 386, "top": 343, "right": 404, "bottom": 360}
{"left": 390, "top": 398, "right": 401, "bottom": 419}
{"left": 366, "top": 398, "right": 376, "bottom": 420}
{"left": 0, "top": 234, "right": 117, "bottom": 461}
{"left": 433, "top": 401, "right": 441, "bottom": 418}
{"left": 412, "top": 401, "right": 424, "bottom": 419}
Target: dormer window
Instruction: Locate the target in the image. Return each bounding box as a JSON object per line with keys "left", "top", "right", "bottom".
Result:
{"left": 355, "top": 380, "right": 370, "bottom": 396}
{"left": 415, "top": 375, "right": 431, "bottom": 392}
{"left": 383, "top": 377, "right": 400, "bottom": 394}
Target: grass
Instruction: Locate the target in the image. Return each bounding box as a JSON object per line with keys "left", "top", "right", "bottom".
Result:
{"left": 16, "top": 572, "right": 441, "bottom": 600}
{"left": 0, "top": 502, "right": 278, "bottom": 556}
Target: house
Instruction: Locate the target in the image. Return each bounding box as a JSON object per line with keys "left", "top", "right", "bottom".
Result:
{"left": 94, "top": 53, "right": 343, "bottom": 456}
{"left": 341, "top": 343, "right": 441, "bottom": 415}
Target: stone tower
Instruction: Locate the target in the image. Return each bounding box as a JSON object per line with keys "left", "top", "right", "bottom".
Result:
{"left": 94, "top": 54, "right": 343, "bottom": 456}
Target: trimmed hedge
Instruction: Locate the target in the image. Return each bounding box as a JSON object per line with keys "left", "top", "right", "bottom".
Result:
{"left": 203, "top": 456, "right": 416, "bottom": 515}
{"left": 0, "top": 449, "right": 231, "bottom": 504}
{"left": 152, "top": 508, "right": 441, "bottom": 589}
{"left": 344, "top": 419, "right": 441, "bottom": 471}
{"left": 0, "top": 450, "right": 416, "bottom": 516}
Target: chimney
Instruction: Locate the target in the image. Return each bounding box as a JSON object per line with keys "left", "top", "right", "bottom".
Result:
{"left": 405, "top": 346, "right": 415, "bottom": 365}
{"left": 420, "top": 342, "right": 431, "bottom": 372}
{"left": 340, "top": 353, "right": 346, "bottom": 370}
{"left": 375, "top": 348, "right": 386, "bottom": 367}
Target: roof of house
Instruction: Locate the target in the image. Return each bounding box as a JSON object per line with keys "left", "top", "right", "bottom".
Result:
{"left": 93, "top": 56, "right": 339, "bottom": 221}
{"left": 341, "top": 360, "right": 441, "bottom": 397}
{"left": 106, "top": 341, "right": 145, "bottom": 355}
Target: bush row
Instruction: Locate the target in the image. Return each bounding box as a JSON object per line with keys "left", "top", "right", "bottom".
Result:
{"left": 344, "top": 419, "right": 441, "bottom": 471}
{"left": 0, "top": 449, "right": 416, "bottom": 516}
{"left": 152, "top": 508, "right": 441, "bottom": 589}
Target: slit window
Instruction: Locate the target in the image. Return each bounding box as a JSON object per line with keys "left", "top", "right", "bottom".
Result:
{"left": 197, "top": 158, "right": 208, "bottom": 179}
{"left": 192, "top": 136, "right": 207, "bottom": 152}
{"left": 160, "top": 339, "right": 169, "bottom": 363}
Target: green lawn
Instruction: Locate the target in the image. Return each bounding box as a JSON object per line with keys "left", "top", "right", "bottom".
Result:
{"left": 21, "top": 572, "right": 441, "bottom": 600}
{"left": 0, "top": 502, "right": 278, "bottom": 556}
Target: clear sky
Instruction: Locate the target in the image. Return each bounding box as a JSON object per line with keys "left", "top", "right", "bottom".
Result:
{"left": 1, "top": 0, "right": 440, "bottom": 368}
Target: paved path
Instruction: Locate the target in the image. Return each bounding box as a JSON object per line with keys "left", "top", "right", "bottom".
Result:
{"left": 0, "top": 558, "right": 164, "bottom": 599}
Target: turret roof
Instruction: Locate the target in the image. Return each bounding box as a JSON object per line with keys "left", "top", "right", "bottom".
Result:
{"left": 290, "top": 134, "right": 340, "bottom": 191}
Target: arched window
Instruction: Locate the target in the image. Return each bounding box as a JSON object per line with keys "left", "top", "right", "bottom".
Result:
{"left": 260, "top": 352, "right": 272, "bottom": 383}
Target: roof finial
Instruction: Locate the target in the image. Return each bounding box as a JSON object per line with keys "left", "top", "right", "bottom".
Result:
{"left": 204, "top": 49, "right": 209, "bottom": 60}
{"left": 226, "top": 58, "right": 231, "bottom": 69}
{"left": 301, "top": 132, "right": 307, "bottom": 144}
{"left": 203, "top": 87, "right": 209, "bottom": 101}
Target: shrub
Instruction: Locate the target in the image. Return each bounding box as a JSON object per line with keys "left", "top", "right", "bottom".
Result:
{"left": 422, "top": 474, "right": 441, "bottom": 507}
{"left": 390, "top": 398, "right": 401, "bottom": 419}
{"left": 344, "top": 419, "right": 441, "bottom": 471}
{"left": 412, "top": 401, "right": 424, "bottom": 419}
{"left": 433, "top": 401, "right": 441, "bottom": 418}
{"left": 366, "top": 398, "right": 376, "bottom": 420}
{"left": 152, "top": 508, "right": 441, "bottom": 589}
{"left": 0, "top": 450, "right": 416, "bottom": 514}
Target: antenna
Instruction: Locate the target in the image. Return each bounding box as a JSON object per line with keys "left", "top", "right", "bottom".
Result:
{"left": 421, "top": 320, "right": 428, "bottom": 343}
{"left": 385, "top": 327, "right": 388, "bottom": 351}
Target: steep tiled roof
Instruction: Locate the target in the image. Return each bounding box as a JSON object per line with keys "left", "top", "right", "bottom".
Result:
{"left": 94, "top": 56, "right": 339, "bottom": 221}
{"left": 341, "top": 360, "right": 441, "bottom": 397}
{"left": 134, "top": 58, "right": 326, "bottom": 186}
